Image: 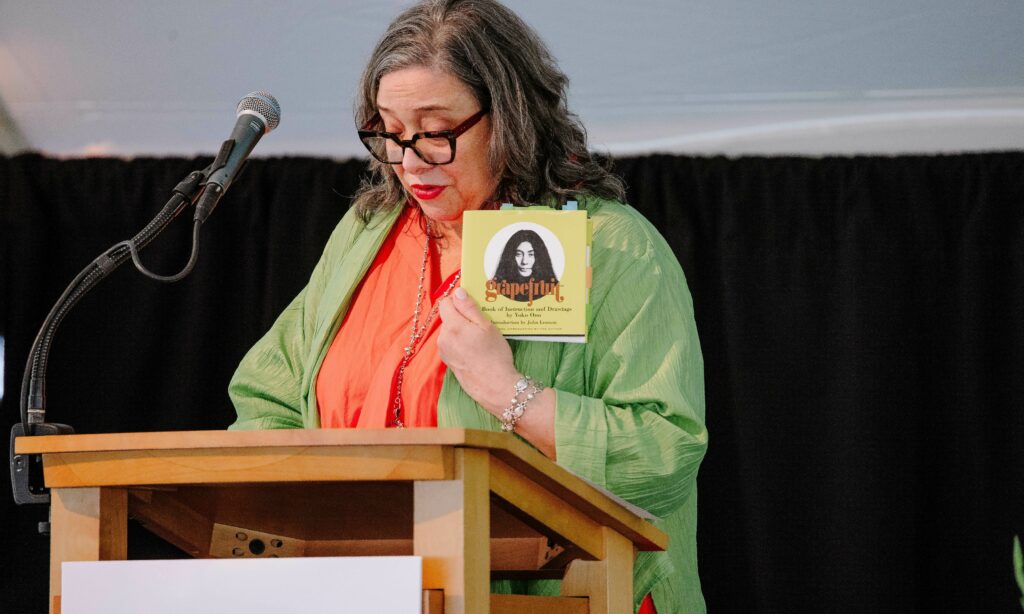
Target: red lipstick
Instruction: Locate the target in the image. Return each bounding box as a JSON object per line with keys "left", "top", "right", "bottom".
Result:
{"left": 411, "top": 184, "right": 445, "bottom": 200}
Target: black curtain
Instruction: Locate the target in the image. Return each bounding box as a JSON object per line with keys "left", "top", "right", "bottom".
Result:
{"left": 2, "top": 152, "right": 1022, "bottom": 613}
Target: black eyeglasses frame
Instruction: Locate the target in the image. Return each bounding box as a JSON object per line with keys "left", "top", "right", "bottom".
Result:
{"left": 357, "top": 108, "right": 489, "bottom": 165}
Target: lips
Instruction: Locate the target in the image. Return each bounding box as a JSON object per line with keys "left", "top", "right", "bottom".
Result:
{"left": 410, "top": 184, "right": 446, "bottom": 200}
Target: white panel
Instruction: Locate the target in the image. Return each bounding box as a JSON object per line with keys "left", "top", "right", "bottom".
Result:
{"left": 62, "top": 556, "right": 422, "bottom": 614}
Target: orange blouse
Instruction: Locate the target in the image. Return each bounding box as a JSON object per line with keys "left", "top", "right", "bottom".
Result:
{"left": 316, "top": 205, "right": 458, "bottom": 428}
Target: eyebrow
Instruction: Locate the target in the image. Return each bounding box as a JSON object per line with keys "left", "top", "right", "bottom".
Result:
{"left": 377, "top": 104, "right": 454, "bottom": 113}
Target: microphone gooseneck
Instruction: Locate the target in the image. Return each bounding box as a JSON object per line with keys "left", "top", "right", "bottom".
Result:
{"left": 130, "top": 91, "right": 282, "bottom": 280}
{"left": 10, "top": 92, "right": 279, "bottom": 509}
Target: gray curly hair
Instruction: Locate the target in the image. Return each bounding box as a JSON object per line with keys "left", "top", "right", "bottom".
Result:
{"left": 352, "top": 0, "right": 625, "bottom": 220}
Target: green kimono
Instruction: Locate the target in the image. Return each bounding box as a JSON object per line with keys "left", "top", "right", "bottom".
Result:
{"left": 228, "top": 197, "right": 708, "bottom": 613}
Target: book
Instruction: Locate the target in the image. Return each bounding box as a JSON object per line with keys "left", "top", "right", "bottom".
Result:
{"left": 461, "top": 205, "right": 591, "bottom": 343}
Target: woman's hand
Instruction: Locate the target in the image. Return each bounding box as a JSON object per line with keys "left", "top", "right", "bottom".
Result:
{"left": 437, "top": 288, "right": 557, "bottom": 458}
{"left": 437, "top": 288, "right": 519, "bottom": 414}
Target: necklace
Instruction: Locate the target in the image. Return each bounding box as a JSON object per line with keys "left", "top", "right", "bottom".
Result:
{"left": 391, "top": 220, "right": 460, "bottom": 428}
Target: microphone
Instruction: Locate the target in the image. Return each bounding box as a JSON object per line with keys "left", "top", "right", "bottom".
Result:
{"left": 194, "top": 91, "right": 281, "bottom": 223}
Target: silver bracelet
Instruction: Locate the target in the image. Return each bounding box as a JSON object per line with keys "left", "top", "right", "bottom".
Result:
{"left": 501, "top": 375, "right": 545, "bottom": 433}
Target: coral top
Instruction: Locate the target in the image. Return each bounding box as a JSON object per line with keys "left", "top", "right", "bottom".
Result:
{"left": 316, "top": 205, "right": 457, "bottom": 428}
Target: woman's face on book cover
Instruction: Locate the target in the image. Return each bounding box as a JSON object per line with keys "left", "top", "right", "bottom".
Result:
{"left": 515, "top": 241, "right": 535, "bottom": 277}
{"left": 376, "top": 66, "right": 499, "bottom": 225}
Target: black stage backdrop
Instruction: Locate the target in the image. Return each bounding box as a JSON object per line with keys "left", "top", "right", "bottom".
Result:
{"left": 2, "top": 153, "right": 1022, "bottom": 613}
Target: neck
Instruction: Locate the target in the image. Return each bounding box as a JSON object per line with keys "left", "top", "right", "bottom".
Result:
{"left": 433, "top": 219, "right": 462, "bottom": 242}
{"left": 434, "top": 230, "right": 463, "bottom": 279}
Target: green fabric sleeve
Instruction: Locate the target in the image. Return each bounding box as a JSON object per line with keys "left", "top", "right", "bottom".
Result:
{"left": 227, "top": 209, "right": 359, "bottom": 430}
{"left": 553, "top": 220, "right": 708, "bottom": 520}
{"left": 227, "top": 286, "right": 310, "bottom": 430}
{"left": 551, "top": 220, "right": 709, "bottom": 611}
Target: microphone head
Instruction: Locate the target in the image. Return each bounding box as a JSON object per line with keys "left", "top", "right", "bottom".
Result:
{"left": 236, "top": 91, "right": 281, "bottom": 133}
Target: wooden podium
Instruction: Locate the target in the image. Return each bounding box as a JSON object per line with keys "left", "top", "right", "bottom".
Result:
{"left": 16, "top": 428, "right": 667, "bottom": 614}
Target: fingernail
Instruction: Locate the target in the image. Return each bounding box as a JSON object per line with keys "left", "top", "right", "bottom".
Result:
{"left": 454, "top": 287, "right": 468, "bottom": 299}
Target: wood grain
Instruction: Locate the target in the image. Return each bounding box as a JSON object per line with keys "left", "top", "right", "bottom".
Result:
{"left": 422, "top": 589, "right": 445, "bottom": 613}
{"left": 41, "top": 445, "right": 452, "bottom": 487}
{"left": 49, "top": 488, "right": 127, "bottom": 614}
{"left": 489, "top": 455, "right": 605, "bottom": 560}
{"left": 491, "top": 594, "right": 589, "bottom": 613}
{"left": 129, "top": 488, "right": 213, "bottom": 558}
{"left": 560, "top": 527, "right": 635, "bottom": 614}
{"left": 17, "top": 428, "right": 476, "bottom": 453}
{"left": 415, "top": 448, "right": 490, "bottom": 614}
{"left": 28, "top": 428, "right": 662, "bottom": 614}
{"left": 125, "top": 482, "right": 577, "bottom": 570}
{"left": 18, "top": 428, "right": 667, "bottom": 552}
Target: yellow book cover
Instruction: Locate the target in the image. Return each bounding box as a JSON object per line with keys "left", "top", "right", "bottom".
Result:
{"left": 461, "top": 206, "right": 590, "bottom": 343}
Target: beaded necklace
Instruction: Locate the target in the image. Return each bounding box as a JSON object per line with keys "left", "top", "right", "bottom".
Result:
{"left": 390, "top": 220, "right": 460, "bottom": 428}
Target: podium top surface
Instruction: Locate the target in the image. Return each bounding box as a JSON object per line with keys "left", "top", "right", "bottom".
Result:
{"left": 17, "top": 427, "right": 506, "bottom": 454}
{"left": 16, "top": 428, "right": 667, "bottom": 551}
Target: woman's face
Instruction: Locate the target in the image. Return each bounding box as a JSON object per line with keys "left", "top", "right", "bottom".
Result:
{"left": 515, "top": 241, "right": 535, "bottom": 277}
{"left": 376, "top": 66, "right": 499, "bottom": 226}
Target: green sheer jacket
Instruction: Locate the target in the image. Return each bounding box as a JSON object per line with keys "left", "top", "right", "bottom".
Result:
{"left": 228, "top": 198, "right": 708, "bottom": 613}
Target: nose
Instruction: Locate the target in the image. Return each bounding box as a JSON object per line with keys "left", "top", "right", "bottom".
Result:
{"left": 401, "top": 145, "right": 431, "bottom": 174}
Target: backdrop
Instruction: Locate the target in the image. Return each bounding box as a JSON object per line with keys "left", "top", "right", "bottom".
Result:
{"left": 2, "top": 152, "right": 1022, "bottom": 612}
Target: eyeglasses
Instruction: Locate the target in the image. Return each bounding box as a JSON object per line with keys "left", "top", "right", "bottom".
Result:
{"left": 357, "top": 108, "right": 488, "bottom": 165}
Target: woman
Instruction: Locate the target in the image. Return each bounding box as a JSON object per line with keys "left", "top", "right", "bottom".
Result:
{"left": 491, "top": 228, "right": 558, "bottom": 302}
{"left": 229, "top": 1, "right": 707, "bottom": 612}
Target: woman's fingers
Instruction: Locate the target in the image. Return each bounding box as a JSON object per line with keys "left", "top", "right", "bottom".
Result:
{"left": 450, "top": 287, "right": 490, "bottom": 327}
{"left": 437, "top": 295, "right": 460, "bottom": 324}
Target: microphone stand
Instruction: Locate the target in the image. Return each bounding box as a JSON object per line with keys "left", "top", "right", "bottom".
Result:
{"left": 8, "top": 164, "right": 214, "bottom": 524}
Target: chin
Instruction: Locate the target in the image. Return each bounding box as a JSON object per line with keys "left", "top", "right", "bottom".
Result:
{"left": 416, "top": 199, "right": 467, "bottom": 224}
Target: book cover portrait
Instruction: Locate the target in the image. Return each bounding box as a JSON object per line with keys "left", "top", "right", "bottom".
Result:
{"left": 463, "top": 209, "right": 590, "bottom": 342}
{"left": 484, "top": 222, "right": 565, "bottom": 305}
